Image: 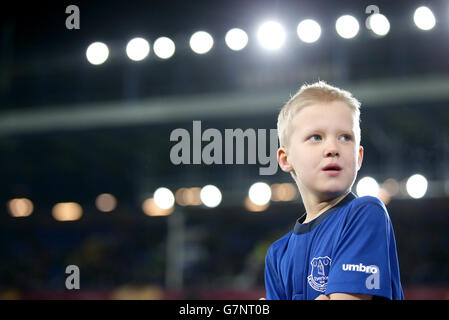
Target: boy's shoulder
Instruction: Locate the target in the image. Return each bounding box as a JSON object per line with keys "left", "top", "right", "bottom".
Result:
{"left": 344, "top": 195, "right": 390, "bottom": 222}
{"left": 267, "top": 230, "right": 293, "bottom": 259}
{"left": 349, "top": 195, "right": 387, "bottom": 213}
{"left": 350, "top": 194, "right": 385, "bottom": 206}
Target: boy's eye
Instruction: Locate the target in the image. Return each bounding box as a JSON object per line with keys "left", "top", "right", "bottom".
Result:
{"left": 309, "top": 134, "right": 322, "bottom": 141}
{"left": 340, "top": 134, "right": 352, "bottom": 141}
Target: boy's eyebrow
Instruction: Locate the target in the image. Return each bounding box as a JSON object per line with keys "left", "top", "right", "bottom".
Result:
{"left": 299, "top": 125, "right": 355, "bottom": 132}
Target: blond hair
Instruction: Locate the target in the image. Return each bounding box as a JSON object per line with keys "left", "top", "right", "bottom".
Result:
{"left": 277, "top": 81, "right": 361, "bottom": 147}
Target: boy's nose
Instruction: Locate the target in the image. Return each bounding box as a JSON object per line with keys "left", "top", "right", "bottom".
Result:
{"left": 325, "top": 149, "right": 339, "bottom": 157}
{"left": 324, "top": 141, "right": 339, "bottom": 157}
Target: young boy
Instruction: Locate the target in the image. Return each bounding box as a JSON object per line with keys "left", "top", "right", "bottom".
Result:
{"left": 264, "top": 81, "right": 404, "bottom": 300}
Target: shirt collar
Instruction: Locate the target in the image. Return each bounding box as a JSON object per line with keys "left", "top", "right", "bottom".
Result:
{"left": 294, "top": 192, "right": 357, "bottom": 235}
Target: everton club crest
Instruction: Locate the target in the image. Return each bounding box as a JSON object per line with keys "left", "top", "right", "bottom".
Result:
{"left": 307, "top": 256, "right": 332, "bottom": 292}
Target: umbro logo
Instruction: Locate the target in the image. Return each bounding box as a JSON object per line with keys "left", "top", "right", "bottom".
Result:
{"left": 342, "top": 263, "right": 380, "bottom": 290}
{"left": 342, "top": 263, "right": 378, "bottom": 274}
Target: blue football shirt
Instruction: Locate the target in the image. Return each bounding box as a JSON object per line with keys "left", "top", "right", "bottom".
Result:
{"left": 265, "top": 192, "right": 404, "bottom": 300}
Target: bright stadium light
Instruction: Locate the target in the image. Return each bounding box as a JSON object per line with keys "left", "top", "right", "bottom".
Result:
{"left": 86, "top": 42, "right": 109, "bottom": 65}
{"left": 142, "top": 198, "right": 173, "bottom": 216}
{"left": 190, "top": 31, "right": 214, "bottom": 54}
{"left": 52, "top": 202, "right": 83, "bottom": 222}
{"left": 200, "top": 185, "right": 222, "bottom": 208}
{"left": 248, "top": 182, "right": 272, "bottom": 206}
{"left": 126, "top": 37, "right": 150, "bottom": 61}
{"left": 271, "top": 183, "right": 297, "bottom": 201}
{"left": 244, "top": 196, "right": 269, "bottom": 212}
{"left": 153, "top": 37, "right": 175, "bottom": 59}
{"left": 7, "top": 198, "right": 34, "bottom": 218}
{"left": 225, "top": 28, "right": 248, "bottom": 51}
{"left": 368, "top": 13, "right": 390, "bottom": 36}
{"left": 154, "top": 187, "right": 175, "bottom": 209}
{"left": 406, "top": 174, "right": 428, "bottom": 199}
{"left": 336, "top": 15, "right": 360, "bottom": 39}
{"left": 297, "top": 19, "right": 321, "bottom": 43}
{"left": 95, "top": 193, "right": 117, "bottom": 212}
{"left": 414, "top": 6, "right": 436, "bottom": 31}
{"left": 257, "top": 21, "right": 286, "bottom": 50}
{"left": 356, "top": 176, "right": 379, "bottom": 197}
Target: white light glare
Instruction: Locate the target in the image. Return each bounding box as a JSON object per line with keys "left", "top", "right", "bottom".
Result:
{"left": 356, "top": 176, "right": 379, "bottom": 197}
{"left": 153, "top": 37, "right": 175, "bottom": 59}
{"left": 225, "top": 28, "right": 249, "bottom": 51}
{"left": 248, "top": 182, "right": 272, "bottom": 206}
{"left": 190, "top": 31, "right": 214, "bottom": 54}
{"left": 154, "top": 187, "right": 175, "bottom": 209}
{"left": 336, "top": 15, "right": 360, "bottom": 39}
{"left": 414, "top": 6, "right": 436, "bottom": 31}
{"left": 200, "top": 185, "right": 222, "bottom": 208}
{"left": 126, "top": 37, "right": 150, "bottom": 61}
{"left": 406, "top": 174, "right": 428, "bottom": 199}
{"left": 297, "top": 19, "right": 321, "bottom": 43}
{"left": 257, "top": 21, "right": 286, "bottom": 50}
{"left": 86, "top": 42, "right": 109, "bottom": 65}
{"left": 368, "top": 13, "right": 390, "bottom": 36}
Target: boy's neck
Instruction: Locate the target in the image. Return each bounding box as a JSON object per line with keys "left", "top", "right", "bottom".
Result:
{"left": 302, "top": 190, "right": 350, "bottom": 224}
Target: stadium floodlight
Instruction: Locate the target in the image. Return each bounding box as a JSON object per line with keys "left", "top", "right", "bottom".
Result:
{"left": 7, "top": 198, "right": 34, "bottom": 218}
{"left": 257, "top": 20, "right": 286, "bottom": 50}
{"left": 190, "top": 31, "right": 214, "bottom": 54}
{"left": 296, "top": 19, "right": 321, "bottom": 43}
{"left": 414, "top": 6, "right": 436, "bottom": 31}
{"left": 244, "top": 196, "right": 269, "bottom": 212}
{"left": 95, "top": 193, "right": 117, "bottom": 212}
{"left": 225, "top": 28, "right": 249, "bottom": 51}
{"left": 356, "top": 176, "right": 379, "bottom": 197}
{"left": 335, "top": 15, "right": 360, "bottom": 39}
{"left": 200, "top": 185, "right": 222, "bottom": 208}
{"left": 52, "top": 202, "right": 83, "bottom": 221}
{"left": 248, "top": 182, "right": 272, "bottom": 206}
{"left": 406, "top": 174, "right": 428, "bottom": 199}
{"left": 271, "top": 183, "right": 297, "bottom": 201}
{"left": 154, "top": 187, "right": 175, "bottom": 209}
{"left": 86, "top": 42, "right": 109, "bottom": 65}
{"left": 126, "top": 37, "right": 150, "bottom": 61}
{"left": 368, "top": 13, "right": 390, "bottom": 36}
{"left": 382, "top": 178, "right": 400, "bottom": 197}
{"left": 142, "top": 198, "right": 173, "bottom": 216}
{"left": 153, "top": 37, "right": 175, "bottom": 59}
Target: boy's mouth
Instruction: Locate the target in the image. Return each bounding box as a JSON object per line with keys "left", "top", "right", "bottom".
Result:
{"left": 322, "top": 163, "right": 342, "bottom": 171}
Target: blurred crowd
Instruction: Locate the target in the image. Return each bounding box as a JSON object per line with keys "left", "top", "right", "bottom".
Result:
{"left": 1, "top": 198, "right": 449, "bottom": 299}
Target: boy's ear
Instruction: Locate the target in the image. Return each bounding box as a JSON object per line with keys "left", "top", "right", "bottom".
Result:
{"left": 357, "top": 145, "right": 364, "bottom": 171}
{"left": 278, "top": 147, "right": 294, "bottom": 173}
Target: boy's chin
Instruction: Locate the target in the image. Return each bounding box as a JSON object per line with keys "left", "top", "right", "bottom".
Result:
{"left": 315, "top": 188, "right": 349, "bottom": 201}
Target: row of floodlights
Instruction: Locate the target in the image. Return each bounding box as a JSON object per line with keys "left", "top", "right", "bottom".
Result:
{"left": 86, "top": 6, "right": 436, "bottom": 65}
{"left": 5, "top": 182, "right": 296, "bottom": 220}
{"left": 6, "top": 174, "right": 429, "bottom": 220}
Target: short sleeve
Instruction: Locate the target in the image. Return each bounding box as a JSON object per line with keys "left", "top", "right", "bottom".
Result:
{"left": 265, "top": 248, "right": 287, "bottom": 300}
{"left": 325, "top": 199, "right": 394, "bottom": 299}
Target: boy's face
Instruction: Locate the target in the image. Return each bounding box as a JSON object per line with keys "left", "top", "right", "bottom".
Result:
{"left": 278, "top": 101, "right": 364, "bottom": 200}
